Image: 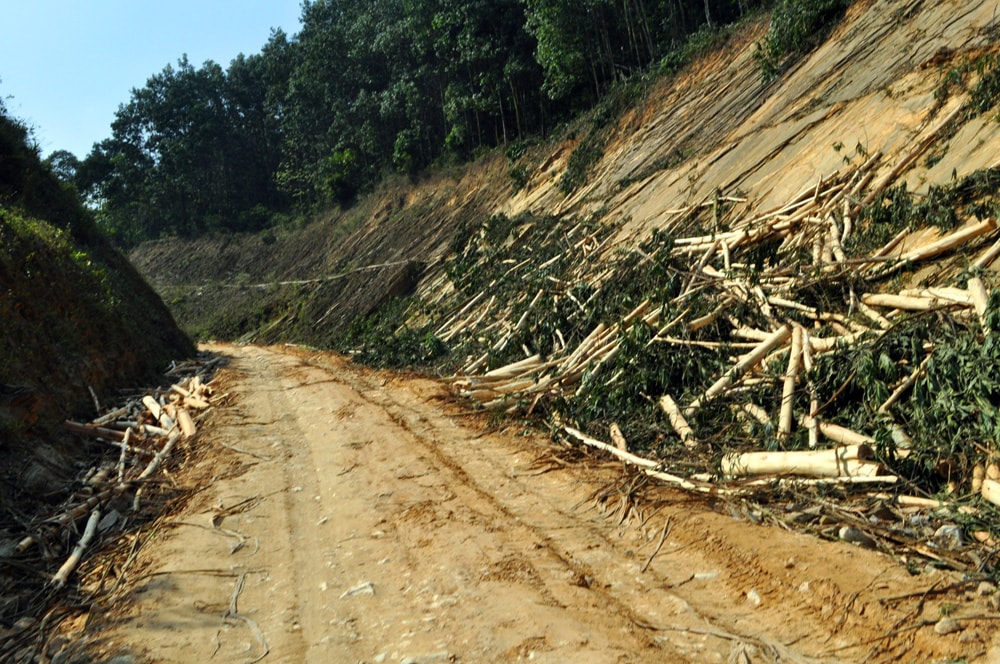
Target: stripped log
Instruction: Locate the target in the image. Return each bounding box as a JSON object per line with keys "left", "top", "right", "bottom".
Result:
{"left": 65, "top": 421, "right": 126, "bottom": 442}
{"left": 861, "top": 293, "right": 939, "bottom": 311}
{"left": 968, "top": 277, "right": 991, "bottom": 333}
{"left": 890, "top": 217, "right": 997, "bottom": 267}
{"left": 93, "top": 405, "right": 130, "bottom": 426}
{"left": 658, "top": 394, "right": 697, "bottom": 448}
{"left": 684, "top": 325, "right": 792, "bottom": 416}
{"left": 898, "top": 287, "right": 973, "bottom": 305}
{"left": 878, "top": 355, "right": 931, "bottom": 414}
{"left": 801, "top": 328, "right": 820, "bottom": 448}
{"left": 176, "top": 407, "right": 196, "bottom": 438}
{"left": 982, "top": 478, "right": 1000, "bottom": 508}
{"left": 483, "top": 354, "right": 542, "bottom": 378}
{"left": 51, "top": 509, "right": 101, "bottom": 589}
{"left": 142, "top": 395, "right": 162, "bottom": 421}
{"left": 609, "top": 423, "right": 629, "bottom": 452}
{"left": 778, "top": 326, "right": 803, "bottom": 441}
{"left": 808, "top": 330, "right": 868, "bottom": 354}
{"left": 562, "top": 426, "right": 720, "bottom": 495}
{"left": 721, "top": 445, "right": 876, "bottom": 478}
{"left": 973, "top": 235, "right": 1000, "bottom": 270}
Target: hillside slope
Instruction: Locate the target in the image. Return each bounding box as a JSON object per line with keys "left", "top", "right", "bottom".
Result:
{"left": 509, "top": 0, "right": 1000, "bottom": 233}
{"left": 0, "top": 114, "right": 194, "bottom": 492}
{"left": 132, "top": 0, "right": 1000, "bottom": 497}
{"left": 135, "top": 0, "right": 999, "bottom": 342}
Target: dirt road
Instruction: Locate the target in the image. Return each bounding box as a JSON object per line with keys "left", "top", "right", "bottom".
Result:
{"left": 87, "top": 345, "right": 998, "bottom": 663}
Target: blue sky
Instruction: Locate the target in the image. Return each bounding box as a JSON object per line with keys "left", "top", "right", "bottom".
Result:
{"left": 0, "top": 0, "right": 302, "bottom": 158}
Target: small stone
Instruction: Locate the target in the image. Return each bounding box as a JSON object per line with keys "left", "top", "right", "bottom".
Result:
{"left": 838, "top": 527, "right": 875, "bottom": 548}
{"left": 959, "top": 630, "right": 979, "bottom": 644}
{"left": 746, "top": 589, "right": 762, "bottom": 607}
{"left": 340, "top": 581, "right": 375, "bottom": 598}
{"left": 977, "top": 581, "right": 997, "bottom": 596}
{"left": 932, "top": 525, "right": 964, "bottom": 550}
{"left": 933, "top": 616, "right": 962, "bottom": 635}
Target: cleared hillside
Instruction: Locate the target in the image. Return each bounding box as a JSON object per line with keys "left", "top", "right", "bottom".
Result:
{"left": 133, "top": 0, "right": 1000, "bottom": 523}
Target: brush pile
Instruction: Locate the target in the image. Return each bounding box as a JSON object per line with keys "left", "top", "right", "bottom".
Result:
{"left": 1, "top": 357, "right": 221, "bottom": 662}
{"left": 433, "top": 155, "right": 1000, "bottom": 517}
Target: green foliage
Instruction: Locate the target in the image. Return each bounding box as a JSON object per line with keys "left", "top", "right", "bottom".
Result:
{"left": 73, "top": 0, "right": 762, "bottom": 243}
{"left": 851, "top": 168, "right": 1000, "bottom": 256}
{"left": 440, "top": 210, "right": 749, "bottom": 453}
{"left": 933, "top": 52, "right": 1000, "bottom": 121}
{"left": 0, "top": 112, "right": 98, "bottom": 243}
{"left": 81, "top": 43, "right": 292, "bottom": 245}
{"left": 338, "top": 296, "right": 446, "bottom": 369}
{"left": 559, "top": 135, "right": 605, "bottom": 194}
{"left": 509, "top": 164, "right": 530, "bottom": 191}
{"left": 906, "top": 304, "right": 1000, "bottom": 468}
{"left": 967, "top": 53, "right": 1000, "bottom": 120}
{"left": 657, "top": 24, "right": 723, "bottom": 76}
{"left": 803, "top": 296, "right": 1000, "bottom": 495}
{"left": 322, "top": 148, "right": 364, "bottom": 206}
{"left": 755, "top": 0, "right": 851, "bottom": 82}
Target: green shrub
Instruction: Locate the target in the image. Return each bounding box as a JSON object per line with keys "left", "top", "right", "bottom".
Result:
{"left": 967, "top": 53, "right": 1000, "bottom": 120}
{"left": 755, "top": 0, "right": 851, "bottom": 81}
{"left": 336, "top": 296, "right": 446, "bottom": 369}
{"left": 509, "top": 164, "right": 530, "bottom": 191}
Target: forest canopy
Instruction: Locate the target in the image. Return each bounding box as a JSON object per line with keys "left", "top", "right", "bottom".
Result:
{"left": 70, "top": 0, "right": 805, "bottom": 246}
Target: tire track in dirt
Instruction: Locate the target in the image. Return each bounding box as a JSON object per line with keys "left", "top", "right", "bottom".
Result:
{"left": 87, "top": 344, "right": 998, "bottom": 663}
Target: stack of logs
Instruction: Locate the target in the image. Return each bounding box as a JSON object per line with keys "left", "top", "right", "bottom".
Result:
{"left": 443, "top": 152, "right": 1000, "bottom": 501}
{"left": 17, "top": 359, "right": 218, "bottom": 589}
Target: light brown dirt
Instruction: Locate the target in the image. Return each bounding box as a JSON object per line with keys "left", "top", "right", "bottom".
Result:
{"left": 84, "top": 344, "right": 1000, "bottom": 663}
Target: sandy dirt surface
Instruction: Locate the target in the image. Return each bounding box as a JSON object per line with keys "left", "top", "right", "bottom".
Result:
{"left": 82, "top": 344, "right": 1000, "bottom": 663}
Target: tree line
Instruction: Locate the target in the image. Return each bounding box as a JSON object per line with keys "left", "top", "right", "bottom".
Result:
{"left": 63, "top": 0, "right": 761, "bottom": 245}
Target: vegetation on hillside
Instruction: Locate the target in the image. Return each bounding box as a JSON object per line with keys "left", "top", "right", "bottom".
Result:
{"left": 64, "top": 0, "right": 810, "bottom": 246}
{"left": 754, "top": 0, "right": 850, "bottom": 81}
{"left": 0, "top": 99, "right": 193, "bottom": 490}
{"left": 337, "top": 160, "right": 1000, "bottom": 510}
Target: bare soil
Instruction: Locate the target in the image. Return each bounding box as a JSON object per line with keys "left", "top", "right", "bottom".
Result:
{"left": 68, "top": 344, "right": 999, "bottom": 663}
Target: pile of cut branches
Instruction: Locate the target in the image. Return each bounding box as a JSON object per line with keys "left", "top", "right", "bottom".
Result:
{"left": 430, "top": 155, "right": 1000, "bottom": 542}
{"left": 1, "top": 357, "right": 221, "bottom": 663}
